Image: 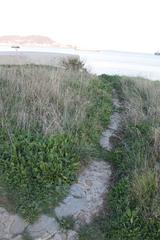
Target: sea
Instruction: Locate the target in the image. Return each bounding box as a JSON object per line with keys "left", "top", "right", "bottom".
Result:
{"left": 0, "top": 46, "right": 160, "bottom": 80}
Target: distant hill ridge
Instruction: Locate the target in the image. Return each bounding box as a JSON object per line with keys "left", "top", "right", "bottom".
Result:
{"left": 0, "top": 35, "right": 73, "bottom": 48}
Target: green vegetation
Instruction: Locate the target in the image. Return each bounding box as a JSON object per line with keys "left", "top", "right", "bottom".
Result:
{"left": 79, "top": 75, "right": 160, "bottom": 240}
{"left": 0, "top": 65, "right": 112, "bottom": 221}
{"left": 3, "top": 63, "right": 159, "bottom": 238}
{"left": 58, "top": 216, "right": 75, "bottom": 230}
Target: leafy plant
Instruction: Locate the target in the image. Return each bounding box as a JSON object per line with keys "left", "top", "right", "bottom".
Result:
{"left": 58, "top": 216, "right": 75, "bottom": 230}
{"left": 0, "top": 129, "right": 79, "bottom": 221}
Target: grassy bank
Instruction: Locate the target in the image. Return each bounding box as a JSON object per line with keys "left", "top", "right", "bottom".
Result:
{"left": 79, "top": 75, "right": 160, "bottom": 240}
{"left": 0, "top": 65, "right": 112, "bottom": 221}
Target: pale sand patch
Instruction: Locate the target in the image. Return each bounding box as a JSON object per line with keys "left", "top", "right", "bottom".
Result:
{"left": 0, "top": 51, "right": 77, "bottom": 66}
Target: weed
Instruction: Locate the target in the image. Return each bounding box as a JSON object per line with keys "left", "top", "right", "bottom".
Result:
{"left": 58, "top": 216, "right": 75, "bottom": 230}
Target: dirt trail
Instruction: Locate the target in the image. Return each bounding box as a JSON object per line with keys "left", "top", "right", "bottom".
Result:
{"left": 0, "top": 90, "right": 121, "bottom": 240}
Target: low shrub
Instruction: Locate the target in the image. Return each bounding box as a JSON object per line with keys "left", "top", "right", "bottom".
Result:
{"left": 0, "top": 129, "right": 79, "bottom": 221}
{"left": 61, "top": 57, "right": 85, "bottom": 71}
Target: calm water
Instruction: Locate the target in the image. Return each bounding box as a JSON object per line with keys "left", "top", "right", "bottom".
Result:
{"left": 0, "top": 46, "right": 160, "bottom": 80}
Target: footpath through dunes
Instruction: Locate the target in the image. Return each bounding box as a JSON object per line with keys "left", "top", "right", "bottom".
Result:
{"left": 0, "top": 89, "right": 122, "bottom": 240}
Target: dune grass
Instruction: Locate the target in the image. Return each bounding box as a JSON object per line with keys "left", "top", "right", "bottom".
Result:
{"left": 79, "top": 75, "right": 160, "bottom": 240}
{"left": 0, "top": 65, "right": 112, "bottom": 221}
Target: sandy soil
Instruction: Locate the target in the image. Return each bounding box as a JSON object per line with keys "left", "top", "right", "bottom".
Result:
{"left": 0, "top": 51, "right": 77, "bottom": 66}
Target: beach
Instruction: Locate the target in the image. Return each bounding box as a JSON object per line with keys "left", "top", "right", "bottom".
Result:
{"left": 0, "top": 50, "right": 76, "bottom": 66}
{"left": 0, "top": 47, "right": 160, "bottom": 80}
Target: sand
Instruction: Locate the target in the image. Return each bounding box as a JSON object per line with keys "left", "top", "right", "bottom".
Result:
{"left": 0, "top": 51, "right": 77, "bottom": 66}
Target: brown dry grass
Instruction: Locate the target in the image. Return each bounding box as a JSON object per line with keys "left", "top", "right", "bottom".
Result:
{"left": 0, "top": 65, "right": 93, "bottom": 135}
{"left": 121, "top": 77, "right": 160, "bottom": 125}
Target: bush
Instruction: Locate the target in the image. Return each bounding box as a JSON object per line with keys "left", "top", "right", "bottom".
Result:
{"left": 61, "top": 57, "right": 85, "bottom": 71}
{"left": 0, "top": 129, "right": 79, "bottom": 221}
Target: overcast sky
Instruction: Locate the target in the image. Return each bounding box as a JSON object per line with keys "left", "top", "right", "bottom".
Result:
{"left": 0, "top": 0, "right": 160, "bottom": 52}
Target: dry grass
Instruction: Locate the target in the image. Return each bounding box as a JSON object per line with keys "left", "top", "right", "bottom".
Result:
{"left": 132, "top": 169, "right": 159, "bottom": 218}
{"left": 0, "top": 65, "right": 92, "bottom": 135}
{"left": 121, "top": 76, "right": 160, "bottom": 220}
{"left": 121, "top": 77, "right": 160, "bottom": 125}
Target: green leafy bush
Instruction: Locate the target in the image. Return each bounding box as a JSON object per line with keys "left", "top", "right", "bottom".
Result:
{"left": 0, "top": 129, "right": 79, "bottom": 221}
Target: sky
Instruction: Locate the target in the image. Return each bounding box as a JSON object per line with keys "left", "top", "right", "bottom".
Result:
{"left": 0, "top": 0, "right": 160, "bottom": 52}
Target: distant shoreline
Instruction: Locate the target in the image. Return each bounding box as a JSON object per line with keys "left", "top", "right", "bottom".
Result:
{"left": 0, "top": 49, "right": 160, "bottom": 80}
{"left": 0, "top": 45, "right": 156, "bottom": 55}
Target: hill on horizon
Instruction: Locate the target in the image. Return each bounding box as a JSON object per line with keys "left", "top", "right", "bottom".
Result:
{"left": 0, "top": 35, "right": 73, "bottom": 48}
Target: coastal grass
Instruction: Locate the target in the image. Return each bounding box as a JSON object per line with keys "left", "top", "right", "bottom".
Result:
{"left": 0, "top": 65, "right": 112, "bottom": 221}
{"left": 79, "top": 75, "right": 160, "bottom": 240}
